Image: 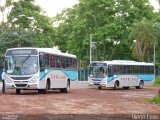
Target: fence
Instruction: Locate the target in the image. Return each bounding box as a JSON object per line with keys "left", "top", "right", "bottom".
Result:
{"left": 78, "top": 69, "right": 89, "bottom": 81}
{"left": 0, "top": 67, "right": 3, "bottom": 80}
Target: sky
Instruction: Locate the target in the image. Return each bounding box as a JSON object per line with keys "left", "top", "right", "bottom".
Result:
{"left": 0, "top": 0, "right": 159, "bottom": 21}
{"left": 150, "top": 0, "right": 159, "bottom": 11}
{"left": 34, "top": 0, "right": 79, "bottom": 17}
{"left": 34, "top": 0, "right": 159, "bottom": 18}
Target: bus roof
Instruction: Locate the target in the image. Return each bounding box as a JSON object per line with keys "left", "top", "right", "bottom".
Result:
{"left": 91, "top": 60, "right": 154, "bottom": 66}
{"left": 6, "top": 47, "right": 76, "bottom": 58}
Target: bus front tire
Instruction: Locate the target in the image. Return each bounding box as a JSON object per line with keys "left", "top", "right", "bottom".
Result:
{"left": 98, "top": 86, "right": 102, "bottom": 89}
{"left": 43, "top": 80, "right": 50, "bottom": 94}
{"left": 16, "top": 89, "right": 21, "bottom": 94}
{"left": 113, "top": 81, "right": 119, "bottom": 90}
{"left": 136, "top": 80, "right": 144, "bottom": 89}
{"left": 60, "top": 81, "right": 70, "bottom": 93}
{"left": 38, "top": 89, "right": 44, "bottom": 94}
{"left": 123, "top": 87, "right": 129, "bottom": 90}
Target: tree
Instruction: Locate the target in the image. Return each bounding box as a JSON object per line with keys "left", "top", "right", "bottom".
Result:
{"left": 0, "top": 0, "right": 56, "bottom": 56}
{"left": 129, "top": 20, "right": 160, "bottom": 62}
{"left": 0, "top": 26, "right": 36, "bottom": 47}
{"left": 53, "top": 0, "right": 156, "bottom": 63}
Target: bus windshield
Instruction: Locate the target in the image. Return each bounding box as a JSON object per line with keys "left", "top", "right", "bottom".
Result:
{"left": 5, "top": 55, "right": 38, "bottom": 75}
{"left": 89, "top": 63, "right": 107, "bottom": 78}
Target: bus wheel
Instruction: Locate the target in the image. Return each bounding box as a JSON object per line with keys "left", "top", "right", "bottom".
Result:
{"left": 38, "top": 89, "right": 44, "bottom": 94}
{"left": 43, "top": 80, "right": 50, "bottom": 94}
{"left": 136, "top": 80, "right": 144, "bottom": 89}
{"left": 113, "top": 81, "right": 119, "bottom": 90}
{"left": 16, "top": 89, "right": 21, "bottom": 94}
{"left": 98, "top": 86, "right": 102, "bottom": 89}
{"left": 60, "top": 81, "right": 70, "bottom": 93}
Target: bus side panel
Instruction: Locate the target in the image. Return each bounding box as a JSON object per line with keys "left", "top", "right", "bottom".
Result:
{"left": 62, "top": 70, "right": 78, "bottom": 81}
{"left": 107, "top": 74, "right": 154, "bottom": 87}
{"left": 107, "top": 75, "right": 141, "bottom": 87}
{"left": 39, "top": 69, "right": 67, "bottom": 89}
{"left": 137, "top": 74, "right": 154, "bottom": 86}
{"left": 38, "top": 71, "right": 47, "bottom": 89}
{"left": 38, "top": 69, "right": 78, "bottom": 89}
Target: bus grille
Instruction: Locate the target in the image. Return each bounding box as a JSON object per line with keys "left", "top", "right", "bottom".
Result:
{"left": 11, "top": 77, "right": 31, "bottom": 80}
{"left": 15, "top": 84, "right": 27, "bottom": 87}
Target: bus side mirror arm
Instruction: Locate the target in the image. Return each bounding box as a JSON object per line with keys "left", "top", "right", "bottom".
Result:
{"left": 89, "top": 74, "right": 93, "bottom": 77}
{"left": 44, "top": 69, "right": 48, "bottom": 74}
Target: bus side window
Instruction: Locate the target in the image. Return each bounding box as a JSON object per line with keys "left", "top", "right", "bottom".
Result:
{"left": 73, "top": 59, "right": 77, "bottom": 70}
{"left": 39, "top": 53, "right": 45, "bottom": 71}
{"left": 44, "top": 54, "right": 49, "bottom": 68}
{"left": 55, "top": 56, "right": 60, "bottom": 68}
{"left": 108, "top": 66, "right": 113, "bottom": 77}
{"left": 50, "top": 55, "right": 55, "bottom": 68}
{"left": 65, "top": 58, "right": 70, "bottom": 69}
{"left": 113, "top": 65, "right": 119, "bottom": 74}
{"left": 108, "top": 68, "right": 112, "bottom": 77}
{"left": 61, "top": 57, "right": 65, "bottom": 69}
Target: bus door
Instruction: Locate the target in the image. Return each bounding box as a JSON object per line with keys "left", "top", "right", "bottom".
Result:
{"left": 107, "top": 65, "right": 114, "bottom": 79}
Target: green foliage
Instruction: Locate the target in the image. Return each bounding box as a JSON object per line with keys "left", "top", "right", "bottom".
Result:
{"left": 0, "top": 0, "right": 55, "bottom": 56}
{"left": 1, "top": 0, "right": 160, "bottom": 66}
{"left": 147, "top": 96, "right": 160, "bottom": 105}
{"left": 53, "top": 0, "right": 157, "bottom": 64}
{"left": 128, "top": 20, "right": 160, "bottom": 62}
{"left": 155, "top": 77, "right": 160, "bottom": 87}
{"left": 0, "top": 26, "right": 36, "bottom": 47}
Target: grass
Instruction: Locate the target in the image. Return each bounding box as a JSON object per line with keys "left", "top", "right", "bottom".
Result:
{"left": 146, "top": 77, "right": 160, "bottom": 105}
{"left": 145, "top": 96, "right": 160, "bottom": 105}
{"left": 154, "top": 76, "right": 160, "bottom": 87}
{"left": 145, "top": 77, "right": 160, "bottom": 105}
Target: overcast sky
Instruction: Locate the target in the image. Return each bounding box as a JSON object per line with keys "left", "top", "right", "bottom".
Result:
{"left": 34, "top": 0, "right": 159, "bottom": 18}
{"left": 34, "top": 0, "right": 79, "bottom": 17}
{"left": 0, "top": 0, "right": 159, "bottom": 21}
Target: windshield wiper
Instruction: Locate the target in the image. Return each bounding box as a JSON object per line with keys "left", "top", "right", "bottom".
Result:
{"left": 22, "top": 55, "right": 30, "bottom": 65}
{"left": 11, "top": 55, "right": 17, "bottom": 66}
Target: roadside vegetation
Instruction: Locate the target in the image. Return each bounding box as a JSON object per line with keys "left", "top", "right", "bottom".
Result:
{"left": 154, "top": 77, "right": 160, "bottom": 87}
{"left": 1, "top": 0, "right": 160, "bottom": 65}
{"left": 145, "top": 77, "right": 160, "bottom": 105}
{"left": 146, "top": 96, "right": 160, "bottom": 105}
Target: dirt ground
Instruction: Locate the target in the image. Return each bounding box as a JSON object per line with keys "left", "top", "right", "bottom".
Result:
{"left": 0, "top": 86, "right": 160, "bottom": 120}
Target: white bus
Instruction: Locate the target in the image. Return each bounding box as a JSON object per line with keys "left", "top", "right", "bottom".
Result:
{"left": 4, "top": 48, "right": 78, "bottom": 94}
{"left": 88, "top": 60, "right": 154, "bottom": 89}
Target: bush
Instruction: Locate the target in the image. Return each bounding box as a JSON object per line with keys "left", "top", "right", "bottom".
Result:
{"left": 154, "top": 77, "right": 160, "bottom": 86}
{"left": 147, "top": 96, "right": 160, "bottom": 105}
{"left": 152, "top": 96, "right": 160, "bottom": 104}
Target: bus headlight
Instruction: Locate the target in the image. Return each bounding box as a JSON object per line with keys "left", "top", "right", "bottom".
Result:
{"left": 5, "top": 78, "right": 12, "bottom": 83}
{"left": 29, "top": 76, "right": 38, "bottom": 83}
{"left": 101, "top": 78, "right": 106, "bottom": 84}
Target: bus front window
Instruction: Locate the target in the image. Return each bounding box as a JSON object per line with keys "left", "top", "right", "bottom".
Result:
{"left": 5, "top": 56, "right": 38, "bottom": 75}
{"left": 90, "top": 66, "right": 106, "bottom": 78}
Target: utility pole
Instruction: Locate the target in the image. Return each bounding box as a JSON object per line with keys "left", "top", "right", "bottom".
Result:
{"left": 154, "top": 42, "right": 156, "bottom": 81}
{"left": 90, "top": 34, "right": 92, "bottom": 64}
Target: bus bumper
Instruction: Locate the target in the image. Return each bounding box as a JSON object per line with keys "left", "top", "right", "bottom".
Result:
{"left": 5, "top": 82, "right": 38, "bottom": 89}
{"left": 100, "top": 79, "right": 107, "bottom": 87}
{"left": 5, "top": 83, "right": 14, "bottom": 89}
{"left": 88, "top": 82, "right": 94, "bottom": 86}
